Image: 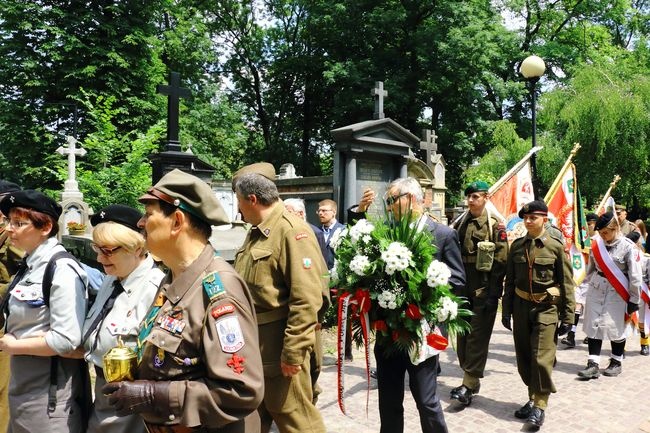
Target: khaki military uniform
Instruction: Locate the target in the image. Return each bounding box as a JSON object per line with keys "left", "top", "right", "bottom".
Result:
{"left": 454, "top": 209, "right": 508, "bottom": 388}
{"left": 137, "top": 245, "right": 264, "bottom": 432}
{"left": 503, "top": 230, "right": 575, "bottom": 409}
{"left": 0, "top": 230, "right": 23, "bottom": 432}
{"left": 234, "top": 202, "right": 327, "bottom": 433}
{"left": 620, "top": 219, "right": 637, "bottom": 236}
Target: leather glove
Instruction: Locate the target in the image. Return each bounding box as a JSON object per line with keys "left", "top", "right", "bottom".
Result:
{"left": 501, "top": 315, "right": 512, "bottom": 331}
{"left": 484, "top": 296, "right": 499, "bottom": 313}
{"left": 102, "top": 380, "right": 170, "bottom": 417}
{"left": 627, "top": 302, "right": 639, "bottom": 315}
{"left": 556, "top": 322, "right": 571, "bottom": 336}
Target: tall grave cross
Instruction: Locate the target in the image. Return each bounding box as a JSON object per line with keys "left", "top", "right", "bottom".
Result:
{"left": 56, "top": 135, "right": 86, "bottom": 199}
{"left": 157, "top": 71, "right": 191, "bottom": 152}
{"left": 419, "top": 129, "right": 438, "bottom": 167}
{"left": 371, "top": 81, "right": 388, "bottom": 120}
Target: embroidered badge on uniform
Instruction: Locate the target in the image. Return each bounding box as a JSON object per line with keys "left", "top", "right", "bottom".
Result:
{"left": 211, "top": 303, "right": 236, "bottom": 319}
{"left": 216, "top": 316, "right": 245, "bottom": 353}
{"left": 202, "top": 272, "right": 226, "bottom": 300}
{"left": 154, "top": 347, "right": 165, "bottom": 368}
{"left": 263, "top": 228, "right": 271, "bottom": 236}
{"left": 302, "top": 257, "right": 312, "bottom": 269}
{"left": 227, "top": 353, "right": 246, "bottom": 374}
{"left": 295, "top": 232, "right": 308, "bottom": 240}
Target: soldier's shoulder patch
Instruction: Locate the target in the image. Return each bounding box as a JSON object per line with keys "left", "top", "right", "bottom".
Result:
{"left": 295, "top": 232, "right": 308, "bottom": 241}
{"left": 211, "top": 303, "right": 236, "bottom": 319}
{"left": 216, "top": 315, "right": 245, "bottom": 353}
{"left": 203, "top": 272, "right": 226, "bottom": 300}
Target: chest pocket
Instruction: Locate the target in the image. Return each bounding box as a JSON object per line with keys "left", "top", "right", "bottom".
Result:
{"left": 533, "top": 257, "right": 555, "bottom": 284}
{"left": 146, "top": 327, "right": 183, "bottom": 354}
{"left": 249, "top": 248, "right": 273, "bottom": 287}
{"left": 11, "top": 279, "right": 45, "bottom": 307}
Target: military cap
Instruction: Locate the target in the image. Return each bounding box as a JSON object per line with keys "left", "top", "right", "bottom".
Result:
{"left": 139, "top": 169, "right": 229, "bottom": 226}
{"left": 232, "top": 162, "right": 276, "bottom": 186}
{"left": 585, "top": 212, "right": 598, "bottom": 222}
{"left": 615, "top": 204, "right": 626, "bottom": 213}
{"left": 0, "top": 189, "right": 62, "bottom": 220}
{"left": 91, "top": 204, "right": 143, "bottom": 232}
{"left": 626, "top": 231, "right": 641, "bottom": 244}
{"left": 0, "top": 180, "right": 21, "bottom": 196}
{"left": 518, "top": 200, "right": 548, "bottom": 218}
{"left": 464, "top": 180, "right": 490, "bottom": 196}
{"left": 595, "top": 211, "right": 615, "bottom": 231}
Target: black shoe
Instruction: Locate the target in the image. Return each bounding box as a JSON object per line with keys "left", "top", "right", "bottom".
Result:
{"left": 450, "top": 385, "right": 475, "bottom": 406}
{"left": 561, "top": 331, "right": 576, "bottom": 348}
{"left": 577, "top": 360, "right": 600, "bottom": 379}
{"left": 450, "top": 383, "right": 480, "bottom": 399}
{"left": 603, "top": 359, "right": 622, "bottom": 377}
{"left": 525, "top": 407, "right": 545, "bottom": 429}
{"left": 514, "top": 400, "right": 534, "bottom": 419}
{"left": 583, "top": 337, "right": 589, "bottom": 344}
{"left": 641, "top": 345, "right": 649, "bottom": 356}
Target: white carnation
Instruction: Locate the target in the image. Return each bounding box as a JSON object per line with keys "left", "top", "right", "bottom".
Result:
{"left": 434, "top": 296, "right": 458, "bottom": 322}
{"left": 349, "top": 219, "right": 375, "bottom": 244}
{"left": 381, "top": 242, "right": 413, "bottom": 275}
{"left": 329, "top": 227, "right": 348, "bottom": 250}
{"left": 426, "top": 260, "right": 451, "bottom": 287}
{"left": 330, "top": 260, "right": 339, "bottom": 284}
{"left": 349, "top": 255, "right": 371, "bottom": 276}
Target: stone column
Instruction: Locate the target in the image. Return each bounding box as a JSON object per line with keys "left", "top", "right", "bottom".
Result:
{"left": 345, "top": 155, "right": 357, "bottom": 212}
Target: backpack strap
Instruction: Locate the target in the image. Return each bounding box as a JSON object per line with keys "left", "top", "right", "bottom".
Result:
{"left": 42, "top": 250, "right": 80, "bottom": 307}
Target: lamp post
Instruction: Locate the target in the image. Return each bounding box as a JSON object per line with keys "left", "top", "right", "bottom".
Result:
{"left": 520, "top": 55, "right": 545, "bottom": 200}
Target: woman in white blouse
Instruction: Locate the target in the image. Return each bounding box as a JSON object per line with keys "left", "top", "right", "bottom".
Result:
{"left": 82, "top": 204, "right": 163, "bottom": 433}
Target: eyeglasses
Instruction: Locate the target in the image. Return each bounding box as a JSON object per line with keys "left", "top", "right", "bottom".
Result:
{"left": 1, "top": 218, "right": 32, "bottom": 229}
{"left": 385, "top": 192, "right": 408, "bottom": 206}
{"left": 91, "top": 244, "right": 122, "bottom": 257}
{"left": 316, "top": 209, "right": 334, "bottom": 214}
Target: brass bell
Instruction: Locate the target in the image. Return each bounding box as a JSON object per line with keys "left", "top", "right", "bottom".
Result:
{"left": 102, "top": 337, "right": 137, "bottom": 382}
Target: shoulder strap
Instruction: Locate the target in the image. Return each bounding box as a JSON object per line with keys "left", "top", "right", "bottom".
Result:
{"left": 486, "top": 208, "right": 494, "bottom": 242}
{"left": 42, "top": 250, "right": 80, "bottom": 307}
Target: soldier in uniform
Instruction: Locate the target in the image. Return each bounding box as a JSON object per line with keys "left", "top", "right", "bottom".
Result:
{"left": 0, "top": 180, "right": 23, "bottom": 432}
{"left": 502, "top": 200, "right": 575, "bottom": 430}
{"left": 103, "top": 169, "right": 264, "bottom": 433}
{"left": 577, "top": 211, "right": 641, "bottom": 380}
{"left": 449, "top": 180, "right": 508, "bottom": 406}
{"left": 615, "top": 205, "right": 638, "bottom": 236}
{"left": 232, "top": 162, "right": 327, "bottom": 433}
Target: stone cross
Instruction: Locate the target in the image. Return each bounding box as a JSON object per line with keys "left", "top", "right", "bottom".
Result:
{"left": 157, "top": 71, "right": 191, "bottom": 152}
{"left": 56, "top": 135, "right": 86, "bottom": 198}
{"left": 371, "top": 81, "right": 388, "bottom": 120}
{"left": 420, "top": 129, "right": 437, "bottom": 166}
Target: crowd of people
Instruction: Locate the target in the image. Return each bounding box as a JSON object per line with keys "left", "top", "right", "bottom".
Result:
{"left": 0, "top": 167, "right": 647, "bottom": 433}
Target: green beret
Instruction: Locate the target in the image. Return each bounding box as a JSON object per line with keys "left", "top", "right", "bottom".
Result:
{"left": 232, "top": 162, "right": 276, "bottom": 187}
{"left": 139, "top": 169, "right": 229, "bottom": 226}
{"left": 518, "top": 200, "right": 548, "bottom": 218}
{"left": 595, "top": 211, "right": 615, "bottom": 231}
{"left": 464, "top": 180, "right": 490, "bottom": 196}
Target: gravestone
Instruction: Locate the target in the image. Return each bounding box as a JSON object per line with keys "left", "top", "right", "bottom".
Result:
{"left": 409, "top": 129, "right": 447, "bottom": 222}
{"left": 149, "top": 71, "right": 215, "bottom": 184}
{"left": 56, "top": 135, "right": 92, "bottom": 235}
{"left": 332, "top": 81, "right": 418, "bottom": 221}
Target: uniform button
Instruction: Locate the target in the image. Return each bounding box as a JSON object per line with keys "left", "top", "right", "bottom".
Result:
{"left": 168, "top": 414, "right": 175, "bottom": 421}
{"left": 160, "top": 340, "right": 165, "bottom": 346}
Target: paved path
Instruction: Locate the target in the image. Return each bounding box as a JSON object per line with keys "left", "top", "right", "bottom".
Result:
{"left": 311, "top": 326, "right": 650, "bottom": 433}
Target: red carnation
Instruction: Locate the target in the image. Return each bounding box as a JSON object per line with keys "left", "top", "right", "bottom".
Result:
{"left": 406, "top": 304, "right": 422, "bottom": 320}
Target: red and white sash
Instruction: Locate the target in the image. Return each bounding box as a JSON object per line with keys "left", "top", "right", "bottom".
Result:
{"left": 640, "top": 278, "right": 650, "bottom": 332}
{"left": 591, "top": 235, "right": 637, "bottom": 324}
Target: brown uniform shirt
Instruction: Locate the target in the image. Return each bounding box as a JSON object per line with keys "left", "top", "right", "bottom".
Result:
{"left": 0, "top": 230, "right": 23, "bottom": 296}
{"left": 234, "top": 202, "right": 327, "bottom": 368}
{"left": 137, "top": 245, "right": 263, "bottom": 431}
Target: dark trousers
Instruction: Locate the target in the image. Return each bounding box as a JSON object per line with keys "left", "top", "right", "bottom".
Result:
{"left": 375, "top": 344, "right": 448, "bottom": 433}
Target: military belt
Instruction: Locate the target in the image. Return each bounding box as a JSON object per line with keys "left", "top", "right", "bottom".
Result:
{"left": 256, "top": 305, "right": 290, "bottom": 325}
{"left": 462, "top": 255, "right": 477, "bottom": 264}
{"left": 515, "top": 287, "right": 559, "bottom": 304}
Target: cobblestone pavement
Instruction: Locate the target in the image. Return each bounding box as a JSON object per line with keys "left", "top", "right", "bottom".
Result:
{"left": 309, "top": 326, "right": 650, "bottom": 433}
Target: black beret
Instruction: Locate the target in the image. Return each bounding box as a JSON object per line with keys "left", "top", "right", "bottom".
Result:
{"left": 518, "top": 200, "right": 548, "bottom": 218}
{"left": 585, "top": 213, "right": 598, "bottom": 222}
{"left": 139, "top": 169, "right": 229, "bottom": 226}
{"left": 626, "top": 231, "right": 641, "bottom": 244}
{"left": 91, "top": 204, "right": 143, "bottom": 232}
{"left": 595, "top": 211, "right": 615, "bottom": 231}
{"left": 0, "top": 180, "right": 21, "bottom": 195}
{"left": 464, "top": 180, "right": 490, "bottom": 196}
{"left": 0, "top": 189, "right": 62, "bottom": 220}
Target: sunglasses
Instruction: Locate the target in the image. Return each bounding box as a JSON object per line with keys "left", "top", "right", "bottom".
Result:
{"left": 91, "top": 244, "right": 122, "bottom": 257}
{"left": 385, "top": 192, "right": 408, "bottom": 206}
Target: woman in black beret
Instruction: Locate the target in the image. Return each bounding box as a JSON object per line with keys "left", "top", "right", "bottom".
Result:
{"left": 0, "top": 190, "right": 88, "bottom": 433}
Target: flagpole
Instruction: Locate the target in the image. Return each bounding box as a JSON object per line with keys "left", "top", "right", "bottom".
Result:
{"left": 543, "top": 143, "right": 581, "bottom": 203}
{"left": 488, "top": 146, "right": 543, "bottom": 194}
{"left": 595, "top": 175, "right": 621, "bottom": 214}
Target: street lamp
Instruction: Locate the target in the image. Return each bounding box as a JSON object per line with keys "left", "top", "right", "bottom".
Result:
{"left": 520, "top": 55, "right": 545, "bottom": 199}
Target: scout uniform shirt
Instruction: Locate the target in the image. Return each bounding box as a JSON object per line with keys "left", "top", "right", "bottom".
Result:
{"left": 234, "top": 202, "right": 326, "bottom": 370}
{"left": 136, "top": 245, "right": 263, "bottom": 430}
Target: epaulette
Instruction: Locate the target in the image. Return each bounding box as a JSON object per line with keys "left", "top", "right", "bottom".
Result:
{"left": 202, "top": 271, "right": 226, "bottom": 300}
